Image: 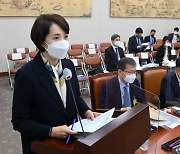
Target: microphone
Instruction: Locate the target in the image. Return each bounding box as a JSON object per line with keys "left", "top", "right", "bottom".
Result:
{"left": 63, "top": 68, "right": 85, "bottom": 138}
{"left": 130, "top": 82, "right": 160, "bottom": 109}
{"left": 63, "top": 68, "right": 72, "bottom": 80}
{"left": 130, "top": 82, "right": 161, "bottom": 154}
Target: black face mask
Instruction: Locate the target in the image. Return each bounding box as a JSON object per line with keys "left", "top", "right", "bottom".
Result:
{"left": 151, "top": 34, "right": 154, "bottom": 37}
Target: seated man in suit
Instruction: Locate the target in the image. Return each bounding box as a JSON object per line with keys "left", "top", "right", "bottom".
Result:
{"left": 144, "top": 29, "right": 156, "bottom": 45}
{"left": 128, "top": 27, "right": 144, "bottom": 54}
{"left": 168, "top": 27, "right": 180, "bottom": 43}
{"left": 100, "top": 57, "right": 144, "bottom": 111}
{"left": 105, "top": 34, "right": 125, "bottom": 72}
{"left": 160, "top": 57, "right": 180, "bottom": 108}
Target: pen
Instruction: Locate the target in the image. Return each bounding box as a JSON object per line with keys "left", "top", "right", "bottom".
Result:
{"left": 66, "top": 118, "right": 76, "bottom": 145}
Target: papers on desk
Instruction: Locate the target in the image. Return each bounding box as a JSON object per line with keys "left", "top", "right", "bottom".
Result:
{"left": 136, "top": 63, "right": 159, "bottom": 70}
{"left": 150, "top": 110, "right": 180, "bottom": 129}
{"left": 70, "top": 108, "right": 115, "bottom": 133}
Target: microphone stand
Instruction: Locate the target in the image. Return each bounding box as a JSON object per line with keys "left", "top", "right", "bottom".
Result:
{"left": 67, "top": 78, "right": 86, "bottom": 138}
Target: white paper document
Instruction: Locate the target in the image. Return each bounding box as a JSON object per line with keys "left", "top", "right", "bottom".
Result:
{"left": 12, "top": 53, "right": 22, "bottom": 60}
{"left": 16, "top": 48, "right": 25, "bottom": 53}
{"left": 70, "top": 108, "right": 115, "bottom": 133}
{"left": 70, "top": 59, "right": 78, "bottom": 66}
{"left": 88, "top": 48, "right": 96, "bottom": 54}
{"left": 150, "top": 110, "right": 180, "bottom": 128}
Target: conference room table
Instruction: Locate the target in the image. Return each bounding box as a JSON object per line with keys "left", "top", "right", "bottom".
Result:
{"left": 137, "top": 108, "right": 180, "bottom": 154}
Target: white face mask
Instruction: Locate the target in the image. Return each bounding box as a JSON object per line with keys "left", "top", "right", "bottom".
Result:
{"left": 124, "top": 73, "right": 136, "bottom": 83}
{"left": 174, "top": 31, "right": 178, "bottom": 34}
{"left": 165, "top": 42, "right": 171, "bottom": 47}
{"left": 114, "top": 41, "right": 121, "bottom": 47}
{"left": 45, "top": 40, "right": 70, "bottom": 59}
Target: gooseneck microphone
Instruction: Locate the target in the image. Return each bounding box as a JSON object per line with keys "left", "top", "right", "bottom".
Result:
{"left": 63, "top": 68, "right": 85, "bottom": 138}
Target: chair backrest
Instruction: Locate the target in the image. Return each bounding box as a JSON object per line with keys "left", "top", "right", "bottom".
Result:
{"left": 152, "top": 44, "right": 161, "bottom": 51}
{"left": 84, "top": 56, "right": 101, "bottom": 65}
{"left": 141, "top": 66, "right": 168, "bottom": 97}
{"left": 29, "top": 50, "right": 39, "bottom": 59}
{"left": 71, "top": 44, "right": 83, "bottom": 50}
{"left": 173, "top": 42, "right": 180, "bottom": 49}
{"left": 89, "top": 71, "right": 118, "bottom": 111}
{"left": 156, "top": 39, "right": 163, "bottom": 44}
{"left": 100, "top": 42, "right": 111, "bottom": 48}
{"left": 68, "top": 49, "right": 82, "bottom": 57}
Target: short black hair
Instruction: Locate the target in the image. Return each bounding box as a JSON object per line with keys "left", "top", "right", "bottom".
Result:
{"left": 135, "top": 27, "right": 143, "bottom": 34}
{"left": 31, "top": 14, "right": 69, "bottom": 52}
{"left": 111, "top": 34, "right": 120, "bottom": 41}
{"left": 162, "top": 36, "right": 171, "bottom": 44}
{"left": 117, "top": 57, "right": 136, "bottom": 71}
{"left": 151, "top": 29, "right": 156, "bottom": 33}
{"left": 176, "top": 57, "right": 180, "bottom": 67}
{"left": 174, "top": 27, "right": 179, "bottom": 32}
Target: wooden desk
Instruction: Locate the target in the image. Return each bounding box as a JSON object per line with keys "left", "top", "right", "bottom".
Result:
{"left": 147, "top": 126, "right": 180, "bottom": 154}
{"left": 137, "top": 109, "right": 180, "bottom": 154}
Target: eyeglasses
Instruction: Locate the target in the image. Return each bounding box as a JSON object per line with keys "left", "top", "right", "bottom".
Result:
{"left": 123, "top": 70, "right": 136, "bottom": 75}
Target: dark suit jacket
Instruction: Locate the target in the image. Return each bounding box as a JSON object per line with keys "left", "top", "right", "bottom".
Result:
{"left": 128, "top": 35, "right": 143, "bottom": 54}
{"left": 155, "top": 44, "right": 172, "bottom": 66}
{"left": 143, "top": 35, "right": 156, "bottom": 45}
{"left": 168, "top": 33, "right": 180, "bottom": 42}
{"left": 11, "top": 53, "right": 90, "bottom": 154}
{"left": 160, "top": 72, "right": 180, "bottom": 108}
{"left": 105, "top": 46, "right": 125, "bottom": 72}
{"left": 100, "top": 76, "right": 145, "bottom": 109}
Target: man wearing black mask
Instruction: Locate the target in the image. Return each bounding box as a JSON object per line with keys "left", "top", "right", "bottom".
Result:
{"left": 144, "top": 29, "right": 156, "bottom": 45}
{"left": 168, "top": 27, "right": 180, "bottom": 43}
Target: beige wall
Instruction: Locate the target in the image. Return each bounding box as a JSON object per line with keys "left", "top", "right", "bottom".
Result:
{"left": 0, "top": 0, "right": 179, "bottom": 72}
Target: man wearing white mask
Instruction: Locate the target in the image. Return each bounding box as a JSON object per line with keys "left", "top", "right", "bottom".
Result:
{"left": 105, "top": 34, "right": 125, "bottom": 72}
{"left": 168, "top": 27, "right": 180, "bottom": 43}
{"left": 100, "top": 57, "right": 144, "bottom": 111}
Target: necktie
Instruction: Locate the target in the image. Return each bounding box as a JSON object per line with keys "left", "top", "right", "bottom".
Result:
{"left": 123, "top": 85, "right": 131, "bottom": 107}
{"left": 115, "top": 48, "right": 119, "bottom": 60}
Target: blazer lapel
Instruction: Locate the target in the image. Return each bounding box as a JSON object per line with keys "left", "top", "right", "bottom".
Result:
{"left": 34, "top": 54, "right": 66, "bottom": 111}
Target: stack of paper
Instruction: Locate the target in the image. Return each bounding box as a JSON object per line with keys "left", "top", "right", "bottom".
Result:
{"left": 70, "top": 108, "right": 115, "bottom": 133}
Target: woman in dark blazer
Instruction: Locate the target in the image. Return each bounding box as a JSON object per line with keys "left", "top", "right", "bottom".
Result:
{"left": 11, "top": 14, "right": 99, "bottom": 154}
{"left": 155, "top": 36, "right": 172, "bottom": 66}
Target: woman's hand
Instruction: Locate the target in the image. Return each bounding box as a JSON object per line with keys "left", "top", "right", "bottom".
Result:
{"left": 51, "top": 125, "right": 77, "bottom": 139}
{"left": 84, "top": 110, "right": 101, "bottom": 120}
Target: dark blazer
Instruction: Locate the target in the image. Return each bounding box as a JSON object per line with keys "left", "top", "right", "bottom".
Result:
{"left": 160, "top": 72, "right": 180, "bottom": 108}
{"left": 168, "top": 33, "right": 180, "bottom": 42}
{"left": 11, "top": 53, "right": 90, "bottom": 154}
{"left": 155, "top": 44, "right": 172, "bottom": 66}
{"left": 100, "top": 76, "right": 145, "bottom": 109}
{"left": 105, "top": 46, "right": 125, "bottom": 72}
{"left": 128, "top": 35, "right": 143, "bottom": 54}
{"left": 144, "top": 35, "right": 156, "bottom": 45}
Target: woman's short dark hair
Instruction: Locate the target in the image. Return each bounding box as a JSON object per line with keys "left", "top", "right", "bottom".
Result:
{"left": 117, "top": 57, "right": 136, "bottom": 71}
{"left": 162, "top": 36, "right": 171, "bottom": 44}
{"left": 176, "top": 57, "right": 180, "bottom": 68}
{"left": 111, "top": 34, "right": 120, "bottom": 41}
{"left": 30, "top": 14, "right": 69, "bottom": 52}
